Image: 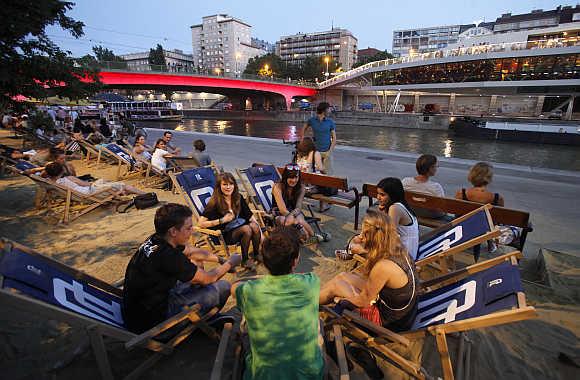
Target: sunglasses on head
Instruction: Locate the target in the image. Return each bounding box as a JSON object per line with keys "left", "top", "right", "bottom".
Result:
{"left": 285, "top": 164, "right": 300, "bottom": 172}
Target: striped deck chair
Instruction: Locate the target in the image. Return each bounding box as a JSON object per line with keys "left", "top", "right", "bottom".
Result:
{"left": 324, "top": 251, "right": 537, "bottom": 380}
{"left": 0, "top": 238, "right": 218, "bottom": 380}
{"left": 354, "top": 205, "right": 500, "bottom": 278}
{"left": 169, "top": 167, "right": 236, "bottom": 256}
{"left": 100, "top": 143, "right": 143, "bottom": 180}
{"left": 235, "top": 164, "right": 328, "bottom": 239}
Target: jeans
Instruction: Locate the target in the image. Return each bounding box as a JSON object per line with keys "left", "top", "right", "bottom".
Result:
{"left": 167, "top": 280, "right": 231, "bottom": 317}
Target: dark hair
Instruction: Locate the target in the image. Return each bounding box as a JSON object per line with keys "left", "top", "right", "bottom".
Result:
{"left": 297, "top": 137, "right": 316, "bottom": 158}
{"left": 45, "top": 162, "right": 64, "bottom": 178}
{"left": 155, "top": 138, "right": 166, "bottom": 148}
{"left": 134, "top": 134, "right": 146, "bottom": 147}
{"left": 163, "top": 131, "right": 173, "bottom": 137}
{"left": 193, "top": 139, "right": 206, "bottom": 152}
{"left": 49, "top": 148, "right": 65, "bottom": 161}
{"left": 416, "top": 154, "right": 437, "bottom": 175}
{"left": 279, "top": 164, "right": 303, "bottom": 208}
{"left": 205, "top": 172, "right": 241, "bottom": 216}
{"left": 377, "top": 177, "right": 415, "bottom": 217}
{"left": 262, "top": 226, "right": 301, "bottom": 275}
{"left": 316, "top": 102, "right": 330, "bottom": 114}
{"left": 154, "top": 203, "right": 193, "bottom": 236}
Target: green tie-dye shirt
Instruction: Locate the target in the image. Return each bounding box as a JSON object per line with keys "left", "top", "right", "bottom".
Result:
{"left": 236, "top": 273, "right": 324, "bottom": 380}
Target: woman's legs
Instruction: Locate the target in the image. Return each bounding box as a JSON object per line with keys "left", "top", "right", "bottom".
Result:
{"left": 230, "top": 225, "right": 253, "bottom": 262}
{"left": 248, "top": 221, "right": 262, "bottom": 257}
{"left": 319, "top": 272, "right": 366, "bottom": 305}
{"left": 295, "top": 214, "right": 314, "bottom": 237}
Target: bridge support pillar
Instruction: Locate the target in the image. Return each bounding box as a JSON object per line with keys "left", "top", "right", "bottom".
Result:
{"left": 414, "top": 93, "right": 420, "bottom": 113}
{"left": 449, "top": 93, "right": 456, "bottom": 115}
{"left": 565, "top": 96, "right": 575, "bottom": 120}
{"left": 284, "top": 95, "right": 292, "bottom": 111}
{"left": 488, "top": 95, "right": 498, "bottom": 114}
{"left": 534, "top": 95, "right": 545, "bottom": 116}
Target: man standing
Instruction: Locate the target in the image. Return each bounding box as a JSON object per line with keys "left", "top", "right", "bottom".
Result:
{"left": 303, "top": 102, "right": 336, "bottom": 175}
{"left": 122, "top": 203, "right": 241, "bottom": 333}
{"left": 233, "top": 227, "right": 323, "bottom": 379}
{"left": 162, "top": 131, "right": 182, "bottom": 155}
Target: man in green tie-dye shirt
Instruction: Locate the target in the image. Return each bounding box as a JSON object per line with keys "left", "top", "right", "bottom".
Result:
{"left": 234, "top": 227, "right": 324, "bottom": 380}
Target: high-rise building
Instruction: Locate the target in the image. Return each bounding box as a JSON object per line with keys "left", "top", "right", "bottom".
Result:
{"left": 276, "top": 28, "right": 358, "bottom": 70}
{"left": 119, "top": 49, "right": 194, "bottom": 72}
{"left": 392, "top": 24, "right": 473, "bottom": 57}
{"left": 191, "top": 14, "right": 266, "bottom": 75}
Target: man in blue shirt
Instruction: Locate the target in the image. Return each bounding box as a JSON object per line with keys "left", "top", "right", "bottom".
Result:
{"left": 303, "top": 102, "right": 336, "bottom": 175}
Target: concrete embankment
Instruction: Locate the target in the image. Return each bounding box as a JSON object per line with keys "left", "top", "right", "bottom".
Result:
{"left": 146, "top": 128, "right": 580, "bottom": 258}
{"left": 183, "top": 110, "right": 450, "bottom": 130}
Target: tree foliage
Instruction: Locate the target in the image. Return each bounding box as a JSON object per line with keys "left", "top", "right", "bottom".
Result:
{"left": 353, "top": 50, "right": 394, "bottom": 68}
{"left": 0, "top": 0, "right": 101, "bottom": 109}
{"left": 243, "top": 53, "right": 340, "bottom": 82}
{"left": 148, "top": 44, "right": 166, "bottom": 67}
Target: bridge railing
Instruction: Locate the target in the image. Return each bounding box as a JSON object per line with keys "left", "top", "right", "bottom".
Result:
{"left": 96, "top": 61, "right": 317, "bottom": 88}
{"left": 319, "top": 37, "right": 580, "bottom": 88}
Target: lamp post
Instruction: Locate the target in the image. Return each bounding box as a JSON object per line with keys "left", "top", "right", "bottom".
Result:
{"left": 324, "top": 56, "right": 330, "bottom": 78}
{"left": 214, "top": 67, "right": 221, "bottom": 76}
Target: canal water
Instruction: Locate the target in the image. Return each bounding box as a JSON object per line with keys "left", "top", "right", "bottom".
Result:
{"left": 137, "top": 118, "right": 580, "bottom": 171}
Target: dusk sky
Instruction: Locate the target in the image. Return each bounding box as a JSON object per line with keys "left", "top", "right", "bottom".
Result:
{"left": 47, "top": 0, "right": 571, "bottom": 57}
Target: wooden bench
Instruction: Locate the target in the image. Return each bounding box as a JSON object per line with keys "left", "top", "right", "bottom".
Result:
{"left": 278, "top": 168, "right": 361, "bottom": 230}
{"left": 362, "top": 183, "right": 533, "bottom": 251}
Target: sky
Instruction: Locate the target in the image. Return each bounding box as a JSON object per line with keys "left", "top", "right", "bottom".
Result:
{"left": 47, "top": 0, "right": 574, "bottom": 57}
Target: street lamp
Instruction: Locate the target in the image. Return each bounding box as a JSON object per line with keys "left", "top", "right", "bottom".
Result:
{"left": 324, "top": 56, "right": 330, "bottom": 78}
{"left": 214, "top": 67, "right": 221, "bottom": 76}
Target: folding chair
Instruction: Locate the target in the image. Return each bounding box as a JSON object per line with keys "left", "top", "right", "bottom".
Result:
{"left": 353, "top": 205, "right": 500, "bottom": 278}
{"left": 236, "top": 164, "right": 329, "bottom": 240}
{"left": 100, "top": 143, "right": 143, "bottom": 180}
{"left": 0, "top": 238, "right": 218, "bottom": 380}
{"left": 324, "top": 251, "right": 537, "bottom": 380}
{"left": 169, "top": 167, "right": 236, "bottom": 256}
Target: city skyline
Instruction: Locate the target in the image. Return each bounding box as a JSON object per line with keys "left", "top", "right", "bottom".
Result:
{"left": 47, "top": 0, "right": 569, "bottom": 57}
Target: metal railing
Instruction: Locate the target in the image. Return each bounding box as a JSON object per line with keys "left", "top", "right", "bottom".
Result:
{"left": 319, "top": 37, "right": 580, "bottom": 88}
{"left": 95, "top": 61, "right": 317, "bottom": 88}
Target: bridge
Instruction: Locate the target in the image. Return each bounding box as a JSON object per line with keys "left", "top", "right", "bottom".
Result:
{"left": 97, "top": 67, "right": 317, "bottom": 110}
{"left": 317, "top": 38, "right": 580, "bottom": 118}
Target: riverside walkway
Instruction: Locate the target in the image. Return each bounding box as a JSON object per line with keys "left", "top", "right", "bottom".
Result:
{"left": 146, "top": 129, "right": 580, "bottom": 257}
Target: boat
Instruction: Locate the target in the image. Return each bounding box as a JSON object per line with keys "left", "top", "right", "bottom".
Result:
{"left": 107, "top": 100, "right": 183, "bottom": 122}
{"left": 451, "top": 117, "right": 580, "bottom": 146}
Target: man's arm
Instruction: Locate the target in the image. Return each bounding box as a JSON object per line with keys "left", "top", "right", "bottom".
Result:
{"left": 183, "top": 245, "right": 219, "bottom": 263}
{"left": 330, "top": 129, "right": 336, "bottom": 151}
{"left": 191, "top": 254, "right": 242, "bottom": 286}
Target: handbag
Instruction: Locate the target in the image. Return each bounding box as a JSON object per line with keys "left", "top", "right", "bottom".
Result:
{"left": 224, "top": 217, "right": 246, "bottom": 232}
{"left": 116, "top": 192, "right": 159, "bottom": 213}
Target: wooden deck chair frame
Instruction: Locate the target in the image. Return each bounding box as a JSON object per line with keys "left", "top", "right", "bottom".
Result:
{"left": 168, "top": 169, "right": 237, "bottom": 257}
{"left": 23, "top": 172, "right": 125, "bottom": 224}
{"left": 99, "top": 144, "right": 145, "bottom": 181}
{"left": 353, "top": 205, "right": 501, "bottom": 277}
{"left": 210, "top": 320, "right": 349, "bottom": 380}
{"left": 0, "top": 238, "right": 219, "bottom": 380}
{"left": 323, "top": 251, "right": 537, "bottom": 380}
{"left": 128, "top": 151, "right": 174, "bottom": 188}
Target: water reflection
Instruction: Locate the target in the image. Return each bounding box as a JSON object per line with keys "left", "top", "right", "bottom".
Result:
{"left": 137, "top": 119, "right": 580, "bottom": 171}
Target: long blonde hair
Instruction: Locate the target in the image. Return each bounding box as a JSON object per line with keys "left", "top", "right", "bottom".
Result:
{"left": 360, "top": 209, "right": 408, "bottom": 276}
{"left": 205, "top": 172, "right": 241, "bottom": 215}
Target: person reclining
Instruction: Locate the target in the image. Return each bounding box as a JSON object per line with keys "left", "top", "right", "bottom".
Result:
{"left": 321, "top": 210, "right": 418, "bottom": 332}
{"left": 123, "top": 203, "right": 242, "bottom": 333}
{"left": 232, "top": 226, "right": 324, "bottom": 379}
{"left": 44, "top": 162, "right": 144, "bottom": 196}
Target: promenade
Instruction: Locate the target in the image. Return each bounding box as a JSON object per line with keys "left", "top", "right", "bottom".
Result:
{"left": 147, "top": 128, "right": 580, "bottom": 257}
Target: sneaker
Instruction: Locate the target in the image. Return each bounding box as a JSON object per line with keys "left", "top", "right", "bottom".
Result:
{"left": 335, "top": 249, "right": 354, "bottom": 260}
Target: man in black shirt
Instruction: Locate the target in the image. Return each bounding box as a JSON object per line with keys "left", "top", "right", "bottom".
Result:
{"left": 123, "top": 203, "right": 241, "bottom": 333}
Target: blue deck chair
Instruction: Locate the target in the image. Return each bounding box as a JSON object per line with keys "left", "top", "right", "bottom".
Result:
{"left": 0, "top": 238, "right": 218, "bottom": 380}
{"left": 99, "top": 143, "right": 144, "bottom": 181}
{"left": 236, "top": 164, "right": 329, "bottom": 239}
{"left": 327, "top": 251, "right": 536, "bottom": 380}
{"left": 169, "top": 167, "right": 235, "bottom": 256}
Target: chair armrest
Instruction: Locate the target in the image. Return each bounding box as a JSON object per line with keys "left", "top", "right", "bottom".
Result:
{"left": 343, "top": 309, "right": 410, "bottom": 347}
{"left": 194, "top": 226, "right": 222, "bottom": 237}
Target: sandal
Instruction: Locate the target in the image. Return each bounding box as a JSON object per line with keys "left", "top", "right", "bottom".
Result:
{"left": 335, "top": 249, "right": 354, "bottom": 260}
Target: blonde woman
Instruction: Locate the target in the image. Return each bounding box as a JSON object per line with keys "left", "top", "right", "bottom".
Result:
{"left": 320, "top": 209, "right": 417, "bottom": 331}
{"left": 455, "top": 162, "right": 504, "bottom": 206}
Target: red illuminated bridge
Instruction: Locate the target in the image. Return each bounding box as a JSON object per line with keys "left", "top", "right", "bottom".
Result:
{"left": 98, "top": 71, "right": 317, "bottom": 110}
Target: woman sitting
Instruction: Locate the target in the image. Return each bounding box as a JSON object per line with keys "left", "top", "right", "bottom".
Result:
{"left": 455, "top": 162, "right": 504, "bottom": 206}
{"left": 272, "top": 164, "right": 318, "bottom": 242}
{"left": 337, "top": 177, "right": 419, "bottom": 261}
{"left": 296, "top": 137, "right": 324, "bottom": 174}
{"left": 44, "top": 162, "right": 144, "bottom": 196}
{"left": 133, "top": 135, "right": 152, "bottom": 162}
{"left": 192, "top": 139, "right": 213, "bottom": 166}
{"left": 197, "top": 172, "right": 262, "bottom": 269}
{"left": 320, "top": 210, "right": 418, "bottom": 332}
{"left": 151, "top": 139, "right": 175, "bottom": 172}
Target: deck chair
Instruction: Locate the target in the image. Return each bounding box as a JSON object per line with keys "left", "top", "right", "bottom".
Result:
{"left": 100, "top": 143, "right": 144, "bottom": 180}
{"left": 0, "top": 238, "right": 218, "bottom": 380}
{"left": 324, "top": 251, "right": 537, "bottom": 380}
{"left": 169, "top": 167, "right": 236, "bottom": 256}
{"left": 22, "top": 172, "right": 126, "bottom": 224}
{"left": 353, "top": 205, "right": 500, "bottom": 278}
{"left": 236, "top": 164, "right": 329, "bottom": 239}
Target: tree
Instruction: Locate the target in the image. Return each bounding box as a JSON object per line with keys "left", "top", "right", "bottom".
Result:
{"left": 353, "top": 50, "right": 394, "bottom": 68}
{"left": 0, "top": 0, "right": 101, "bottom": 110}
{"left": 148, "top": 44, "right": 166, "bottom": 68}
{"left": 244, "top": 53, "right": 285, "bottom": 77}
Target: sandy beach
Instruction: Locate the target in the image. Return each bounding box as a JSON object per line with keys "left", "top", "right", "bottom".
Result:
{"left": 0, "top": 129, "right": 579, "bottom": 379}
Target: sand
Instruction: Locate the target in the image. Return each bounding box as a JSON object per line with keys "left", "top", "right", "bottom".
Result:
{"left": 0, "top": 129, "right": 578, "bottom": 380}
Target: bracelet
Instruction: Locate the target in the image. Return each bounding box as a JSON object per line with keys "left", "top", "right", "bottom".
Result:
{"left": 218, "top": 217, "right": 222, "bottom": 225}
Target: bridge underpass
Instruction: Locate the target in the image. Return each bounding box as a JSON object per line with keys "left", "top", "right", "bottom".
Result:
{"left": 98, "top": 71, "right": 317, "bottom": 111}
